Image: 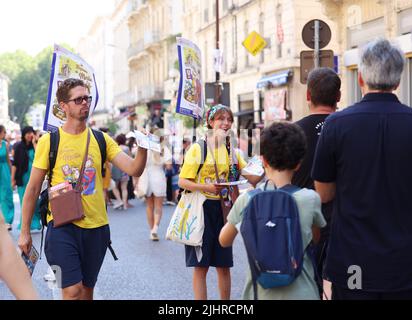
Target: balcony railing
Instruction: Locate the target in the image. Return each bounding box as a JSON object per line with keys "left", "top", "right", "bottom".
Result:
{"left": 127, "top": 40, "right": 144, "bottom": 60}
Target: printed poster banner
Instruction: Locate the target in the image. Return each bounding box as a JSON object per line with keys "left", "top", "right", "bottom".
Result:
{"left": 44, "top": 44, "right": 99, "bottom": 132}
{"left": 176, "top": 38, "right": 204, "bottom": 120}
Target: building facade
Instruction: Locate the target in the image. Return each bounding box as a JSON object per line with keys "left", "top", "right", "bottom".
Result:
{"left": 182, "top": 0, "right": 338, "bottom": 130}
{"left": 111, "top": 0, "right": 133, "bottom": 133}
{"left": 320, "top": 0, "right": 412, "bottom": 107}
{"left": 127, "top": 0, "right": 183, "bottom": 129}
{"left": 77, "top": 16, "right": 114, "bottom": 128}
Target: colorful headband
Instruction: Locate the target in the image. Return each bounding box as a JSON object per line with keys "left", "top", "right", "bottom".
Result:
{"left": 207, "top": 104, "right": 230, "bottom": 124}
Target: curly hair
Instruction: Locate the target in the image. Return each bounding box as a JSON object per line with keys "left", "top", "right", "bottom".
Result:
{"left": 56, "top": 78, "right": 88, "bottom": 103}
{"left": 260, "top": 122, "right": 306, "bottom": 170}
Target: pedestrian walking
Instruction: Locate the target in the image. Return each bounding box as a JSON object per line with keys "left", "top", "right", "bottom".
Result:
{"left": 11, "top": 126, "right": 41, "bottom": 232}
{"left": 312, "top": 38, "right": 412, "bottom": 300}
{"left": 292, "top": 67, "right": 341, "bottom": 298}
{"left": 0, "top": 125, "right": 15, "bottom": 231}
{"left": 219, "top": 122, "right": 326, "bottom": 300}
{"left": 111, "top": 134, "right": 133, "bottom": 210}
{"left": 138, "top": 134, "right": 172, "bottom": 241}
{"left": 178, "top": 104, "right": 262, "bottom": 300}
{"left": 18, "top": 78, "right": 147, "bottom": 300}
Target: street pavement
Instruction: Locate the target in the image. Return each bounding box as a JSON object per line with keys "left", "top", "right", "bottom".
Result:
{"left": 1, "top": 192, "right": 249, "bottom": 300}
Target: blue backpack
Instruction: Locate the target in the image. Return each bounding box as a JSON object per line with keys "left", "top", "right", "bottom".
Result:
{"left": 240, "top": 182, "right": 306, "bottom": 298}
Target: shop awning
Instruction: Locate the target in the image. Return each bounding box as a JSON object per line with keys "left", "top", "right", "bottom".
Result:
{"left": 233, "top": 109, "right": 264, "bottom": 117}
{"left": 256, "top": 70, "right": 292, "bottom": 89}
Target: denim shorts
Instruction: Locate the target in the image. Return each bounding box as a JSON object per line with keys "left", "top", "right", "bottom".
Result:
{"left": 44, "top": 221, "right": 110, "bottom": 289}
{"left": 185, "top": 199, "right": 233, "bottom": 268}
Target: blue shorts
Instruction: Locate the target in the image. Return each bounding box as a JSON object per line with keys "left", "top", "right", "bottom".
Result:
{"left": 44, "top": 221, "right": 110, "bottom": 289}
{"left": 185, "top": 200, "right": 233, "bottom": 268}
{"left": 172, "top": 175, "right": 180, "bottom": 191}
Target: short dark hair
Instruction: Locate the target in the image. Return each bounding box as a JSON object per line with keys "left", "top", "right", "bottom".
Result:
{"left": 115, "top": 134, "right": 126, "bottom": 145}
{"left": 56, "top": 78, "right": 88, "bottom": 103}
{"left": 0, "top": 125, "right": 5, "bottom": 134}
{"left": 307, "top": 67, "right": 341, "bottom": 107}
{"left": 260, "top": 122, "right": 306, "bottom": 170}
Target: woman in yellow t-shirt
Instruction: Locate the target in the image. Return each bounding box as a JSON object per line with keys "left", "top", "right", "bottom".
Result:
{"left": 179, "top": 104, "right": 263, "bottom": 300}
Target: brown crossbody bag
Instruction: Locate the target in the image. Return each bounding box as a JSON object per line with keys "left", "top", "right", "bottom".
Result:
{"left": 49, "top": 130, "right": 90, "bottom": 227}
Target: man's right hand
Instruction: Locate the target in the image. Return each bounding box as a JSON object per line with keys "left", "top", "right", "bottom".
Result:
{"left": 18, "top": 231, "right": 32, "bottom": 256}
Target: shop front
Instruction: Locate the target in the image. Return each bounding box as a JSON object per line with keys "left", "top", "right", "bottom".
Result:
{"left": 256, "top": 69, "right": 293, "bottom": 126}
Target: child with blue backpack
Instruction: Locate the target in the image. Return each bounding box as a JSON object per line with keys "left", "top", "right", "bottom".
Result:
{"left": 219, "top": 122, "right": 326, "bottom": 300}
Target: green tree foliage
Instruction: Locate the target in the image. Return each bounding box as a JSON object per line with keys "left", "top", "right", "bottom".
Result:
{"left": 0, "top": 44, "right": 73, "bottom": 126}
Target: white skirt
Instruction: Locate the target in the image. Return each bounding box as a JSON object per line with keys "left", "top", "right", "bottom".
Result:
{"left": 138, "top": 166, "right": 167, "bottom": 198}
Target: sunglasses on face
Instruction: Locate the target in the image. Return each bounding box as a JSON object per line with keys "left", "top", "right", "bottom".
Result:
{"left": 66, "top": 95, "right": 93, "bottom": 105}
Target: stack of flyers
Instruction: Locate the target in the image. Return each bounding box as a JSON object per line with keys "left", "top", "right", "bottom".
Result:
{"left": 242, "top": 156, "right": 265, "bottom": 176}
{"left": 48, "top": 181, "right": 73, "bottom": 200}
{"left": 215, "top": 180, "right": 249, "bottom": 186}
{"left": 132, "top": 130, "right": 161, "bottom": 153}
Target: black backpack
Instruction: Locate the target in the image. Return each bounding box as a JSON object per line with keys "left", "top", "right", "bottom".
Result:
{"left": 38, "top": 129, "right": 118, "bottom": 260}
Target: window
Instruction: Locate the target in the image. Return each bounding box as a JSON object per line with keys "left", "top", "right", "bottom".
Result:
{"left": 244, "top": 20, "right": 249, "bottom": 67}
{"left": 402, "top": 58, "right": 412, "bottom": 106}
{"left": 204, "top": 7, "right": 209, "bottom": 24}
{"left": 276, "top": 4, "right": 282, "bottom": 58}
{"left": 223, "top": 0, "right": 228, "bottom": 12}
{"left": 213, "top": 2, "right": 216, "bottom": 19}
{"left": 223, "top": 31, "right": 228, "bottom": 74}
{"left": 205, "top": 41, "right": 208, "bottom": 80}
{"left": 348, "top": 68, "right": 362, "bottom": 105}
{"left": 259, "top": 13, "right": 265, "bottom": 64}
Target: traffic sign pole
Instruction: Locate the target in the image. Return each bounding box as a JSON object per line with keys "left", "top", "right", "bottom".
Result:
{"left": 314, "top": 20, "right": 320, "bottom": 68}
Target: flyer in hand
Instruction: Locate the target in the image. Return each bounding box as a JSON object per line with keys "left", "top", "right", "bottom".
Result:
{"left": 242, "top": 156, "right": 265, "bottom": 176}
{"left": 21, "top": 245, "right": 39, "bottom": 276}
{"left": 132, "top": 130, "right": 161, "bottom": 153}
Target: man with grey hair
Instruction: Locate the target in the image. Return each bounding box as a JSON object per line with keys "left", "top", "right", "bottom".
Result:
{"left": 312, "top": 38, "right": 412, "bottom": 299}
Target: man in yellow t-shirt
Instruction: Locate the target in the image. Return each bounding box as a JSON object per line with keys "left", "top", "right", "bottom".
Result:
{"left": 18, "top": 78, "right": 147, "bottom": 300}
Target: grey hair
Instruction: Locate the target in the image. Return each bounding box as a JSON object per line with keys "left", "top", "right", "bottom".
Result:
{"left": 359, "top": 38, "right": 405, "bottom": 91}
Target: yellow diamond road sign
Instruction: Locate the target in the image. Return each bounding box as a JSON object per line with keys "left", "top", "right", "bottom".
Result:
{"left": 242, "top": 31, "right": 267, "bottom": 56}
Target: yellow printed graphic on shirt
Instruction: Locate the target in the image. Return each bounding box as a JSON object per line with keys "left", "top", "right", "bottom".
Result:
{"left": 179, "top": 143, "right": 247, "bottom": 199}
{"left": 33, "top": 128, "right": 122, "bottom": 228}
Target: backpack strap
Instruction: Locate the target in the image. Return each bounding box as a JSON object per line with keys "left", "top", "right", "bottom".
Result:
{"left": 40, "top": 129, "right": 59, "bottom": 259}
{"left": 279, "top": 184, "right": 301, "bottom": 194}
{"left": 197, "top": 139, "right": 207, "bottom": 175}
{"left": 91, "top": 129, "right": 107, "bottom": 178}
{"left": 49, "top": 129, "right": 60, "bottom": 185}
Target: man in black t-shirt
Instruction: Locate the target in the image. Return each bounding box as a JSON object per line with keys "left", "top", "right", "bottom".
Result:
{"left": 292, "top": 67, "right": 341, "bottom": 298}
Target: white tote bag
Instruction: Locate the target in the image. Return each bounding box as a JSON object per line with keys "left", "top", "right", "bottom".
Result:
{"left": 165, "top": 191, "right": 206, "bottom": 247}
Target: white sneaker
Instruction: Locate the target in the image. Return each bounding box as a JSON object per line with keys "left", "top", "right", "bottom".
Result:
{"left": 113, "top": 202, "right": 123, "bottom": 210}
{"left": 150, "top": 232, "right": 159, "bottom": 241}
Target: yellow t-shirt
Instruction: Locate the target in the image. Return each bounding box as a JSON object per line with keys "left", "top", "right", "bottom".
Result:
{"left": 33, "top": 128, "right": 122, "bottom": 228}
{"left": 179, "top": 142, "right": 247, "bottom": 199}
